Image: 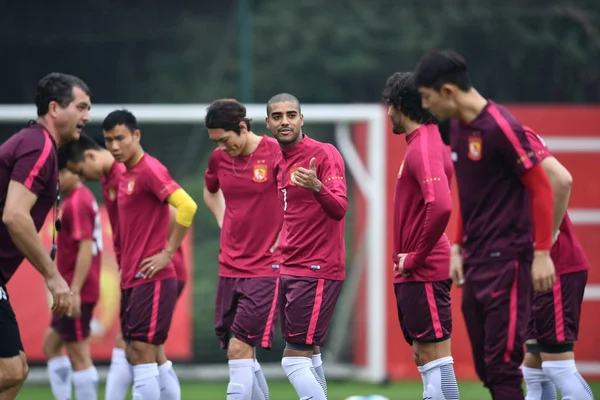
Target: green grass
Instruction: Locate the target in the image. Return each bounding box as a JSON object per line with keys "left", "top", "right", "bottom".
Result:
{"left": 17, "top": 380, "right": 600, "bottom": 399}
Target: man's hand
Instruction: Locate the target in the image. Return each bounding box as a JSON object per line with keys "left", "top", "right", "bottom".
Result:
{"left": 393, "top": 253, "right": 411, "bottom": 277}
{"left": 450, "top": 244, "right": 464, "bottom": 287}
{"left": 270, "top": 231, "right": 281, "bottom": 253}
{"left": 139, "top": 249, "right": 174, "bottom": 279}
{"left": 45, "top": 272, "right": 74, "bottom": 317}
{"left": 292, "top": 158, "right": 322, "bottom": 192}
{"left": 532, "top": 250, "right": 556, "bottom": 293}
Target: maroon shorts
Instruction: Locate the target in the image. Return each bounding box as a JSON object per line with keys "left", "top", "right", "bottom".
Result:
{"left": 215, "top": 276, "right": 280, "bottom": 349}
{"left": 394, "top": 280, "right": 452, "bottom": 345}
{"left": 279, "top": 275, "right": 344, "bottom": 347}
{"left": 51, "top": 303, "right": 96, "bottom": 342}
{"left": 120, "top": 278, "right": 178, "bottom": 345}
{"left": 177, "top": 281, "right": 185, "bottom": 299}
{"left": 529, "top": 270, "right": 587, "bottom": 344}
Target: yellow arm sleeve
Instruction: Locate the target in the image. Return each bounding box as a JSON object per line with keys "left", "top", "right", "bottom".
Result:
{"left": 166, "top": 188, "right": 198, "bottom": 228}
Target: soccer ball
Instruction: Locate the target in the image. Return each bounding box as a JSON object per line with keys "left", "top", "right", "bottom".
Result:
{"left": 365, "top": 396, "right": 390, "bottom": 400}
{"left": 343, "top": 397, "right": 366, "bottom": 400}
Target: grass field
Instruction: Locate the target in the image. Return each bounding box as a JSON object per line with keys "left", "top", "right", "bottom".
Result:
{"left": 17, "top": 380, "right": 600, "bottom": 399}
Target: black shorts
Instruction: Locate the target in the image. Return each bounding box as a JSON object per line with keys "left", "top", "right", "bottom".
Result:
{"left": 0, "top": 281, "right": 24, "bottom": 358}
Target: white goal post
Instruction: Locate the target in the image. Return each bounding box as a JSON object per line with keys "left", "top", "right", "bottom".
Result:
{"left": 0, "top": 103, "right": 389, "bottom": 383}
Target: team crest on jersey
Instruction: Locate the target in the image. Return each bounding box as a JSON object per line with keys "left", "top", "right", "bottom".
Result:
{"left": 290, "top": 167, "right": 300, "bottom": 185}
{"left": 126, "top": 180, "right": 135, "bottom": 194}
{"left": 253, "top": 163, "right": 268, "bottom": 183}
{"left": 468, "top": 136, "right": 482, "bottom": 161}
{"left": 108, "top": 187, "right": 116, "bottom": 201}
{"left": 398, "top": 161, "right": 405, "bottom": 178}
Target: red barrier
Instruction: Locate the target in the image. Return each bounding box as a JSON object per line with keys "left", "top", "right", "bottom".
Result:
{"left": 354, "top": 105, "right": 600, "bottom": 380}
{"left": 7, "top": 206, "right": 193, "bottom": 362}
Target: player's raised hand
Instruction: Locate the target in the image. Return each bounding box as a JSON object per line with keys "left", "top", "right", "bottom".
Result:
{"left": 139, "top": 249, "right": 174, "bottom": 279}
{"left": 45, "top": 271, "right": 74, "bottom": 317}
{"left": 532, "top": 251, "right": 556, "bottom": 293}
{"left": 292, "top": 157, "right": 322, "bottom": 192}
{"left": 450, "top": 245, "right": 464, "bottom": 287}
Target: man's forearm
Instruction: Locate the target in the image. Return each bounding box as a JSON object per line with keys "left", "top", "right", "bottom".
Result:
{"left": 70, "top": 241, "right": 93, "bottom": 294}
{"left": 165, "top": 224, "right": 190, "bottom": 256}
{"left": 5, "top": 211, "right": 58, "bottom": 278}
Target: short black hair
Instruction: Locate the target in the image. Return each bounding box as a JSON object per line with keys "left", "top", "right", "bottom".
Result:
{"left": 382, "top": 72, "right": 436, "bottom": 125}
{"left": 267, "top": 93, "right": 301, "bottom": 114}
{"left": 414, "top": 50, "right": 472, "bottom": 91}
{"left": 35, "top": 73, "right": 91, "bottom": 117}
{"left": 102, "top": 109, "right": 138, "bottom": 132}
{"left": 205, "top": 99, "right": 252, "bottom": 134}
{"left": 58, "top": 131, "right": 102, "bottom": 165}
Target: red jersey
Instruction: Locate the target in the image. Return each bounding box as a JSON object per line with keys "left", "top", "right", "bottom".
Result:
{"left": 173, "top": 247, "right": 187, "bottom": 283}
{"left": 274, "top": 134, "right": 347, "bottom": 281}
{"left": 524, "top": 129, "right": 589, "bottom": 275}
{"left": 393, "top": 124, "right": 453, "bottom": 283}
{"left": 0, "top": 125, "right": 58, "bottom": 283}
{"left": 100, "top": 161, "right": 125, "bottom": 265}
{"left": 204, "top": 136, "right": 282, "bottom": 278}
{"left": 117, "top": 154, "right": 180, "bottom": 288}
{"left": 57, "top": 185, "right": 102, "bottom": 304}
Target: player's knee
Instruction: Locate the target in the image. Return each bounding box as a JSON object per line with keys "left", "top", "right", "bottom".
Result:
{"left": 127, "top": 341, "right": 157, "bottom": 365}
{"left": 227, "top": 338, "right": 253, "bottom": 360}
{"left": 523, "top": 349, "right": 542, "bottom": 368}
{"left": 412, "top": 349, "right": 421, "bottom": 366}
{"left": 42, "top": 329, "right": 62, "bottom": 359}
{"left": 0, "top": 353, "right": 28, "bottom": 388}
{"left": 114, "top": 332, "right": 126, "bottom": 349}
{"left": 66, "top": 343, "right": 92, "bottom": 371}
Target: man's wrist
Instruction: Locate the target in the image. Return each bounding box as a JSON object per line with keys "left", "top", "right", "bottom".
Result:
{"left": 70, "top": 287, "right": 81, "bottom": 295}
{"left": 451, "top": 244, "right": 462, "bottom": 255}
{"left": 534, "top": 249, "right": 550, "bottom": 257}
{"left": 312, "top": 180, "right": 322, "bottom": 193}
{"left": 163, "top": 248, "right": 175, "bottom": 259}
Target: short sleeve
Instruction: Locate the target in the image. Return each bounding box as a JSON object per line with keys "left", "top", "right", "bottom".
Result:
{"left": 204, "top": 150, "right": 221, "bottom": 193}
{"left": 11, "top": 134, "right": 55, "bottom": 196}
{"left": 145, "top": 158, "right": 181, "bottom": 202}
{"left": 70, "top": 191, "right": 95, "bottom": 241}
{"left": 523, "top": 126, "right": 551, "bottom": 162}
{"left": 487, "top": 105, "right": 539, "bottom": 176}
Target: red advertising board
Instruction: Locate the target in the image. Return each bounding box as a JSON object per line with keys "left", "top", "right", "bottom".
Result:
{"left": 7, "top": 206, "right": 193, "bottom": 362}
{"left": 354, "top": 105, "right": 600, "bottom": 380}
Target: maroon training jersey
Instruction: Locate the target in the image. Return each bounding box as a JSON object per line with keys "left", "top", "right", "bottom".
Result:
{"left": 450, "top": 101, "right": 540, "bottom": 265}
{"left": 173, "top": 247, "right": 187, "bottom": 283}
{"left": 117, "top": 154, "right": 179, "bottom": 289}
{"left": 0, "top": 124, "right": 58, "bottom": 283}
{"left": 101, "top": 161, "right": 125, "bottom": 265}
{"left": 57, "top": 185, "right": 102, "bottom": 303}
{"left": 205, "top": 136, "right": 282, "bottom": 278}
{"left": 274, "top": 134, "right": 347, "bottom": 281}
{"left": 525, "top": 129, "right": 589, "bottom": 275}
{"left": 393, "top": 124, "right": 453, "bottom": 283}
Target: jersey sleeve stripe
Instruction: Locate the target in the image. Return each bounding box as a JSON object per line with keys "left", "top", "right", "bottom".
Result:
{"left": 418, "top": 126, "right": 434, "bottom": 201}
{"left": 488, "top": 105, "right": 533, "bottom": 169}
{"left": 23, "top": 130, "right": 54, "bottom": 189}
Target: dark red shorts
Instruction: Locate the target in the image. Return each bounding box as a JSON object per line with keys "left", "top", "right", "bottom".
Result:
{"left": 120, "top": 278, "right": 178, "bottom": 345}
{"left": 51, "top": 303, "right": 96, "bottom": 342}
{"left": 529, "top": 270, "right": 587, "bottom": 344}
{"left": 279, "top": 275, "right": 344, "bottom": 347}
{"left": 215, "top": 276, "right": 279, "bottom": 349}
{"left": 394, "top": 280, "right": 453, "bottom": 345}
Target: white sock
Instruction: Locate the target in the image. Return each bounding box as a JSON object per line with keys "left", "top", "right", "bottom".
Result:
{"left": 47, "top": 355, "right": 72, "bottom": 400}
{"left": 252, "top": 360, "right": 268, "bottom": 400}
{"left": 421, "top": 356, "right": 460, "bottom": 400}
{"left": 228, "top": 359, "right": 254, "bottom": 400}
{"left": 72, "top": 366, "right": 99, "bottom": 400}
{"left": 542, "top": 359, "right": 594, "bottom": 400}
{"left": 523, "top": 367, "right": 558, "bottom": 400}
{"left": 417, "top": 364, "right": 430, "bottom": 400}
{"left": 132, "top": 363, "right": 160, "bottom": 400}
{"left": 281, "top": 356, "right": 326, "bottom": 400}
{"left": 312, "top": 354, "right": 327, "bottom": 398}
{"left": 106, "top": 348, "right": 133, "bottom": 400}
{"left": 158, "top": 360, "right": 181, "bottom": 400}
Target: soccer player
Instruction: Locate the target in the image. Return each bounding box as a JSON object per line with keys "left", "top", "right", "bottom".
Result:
{"left": 267, "top": 93, "right": 346, "bottom": 400}
{"left": 204, "top": 99, "right": 282, "bottom": 400}
{"left": 414, "top": 50, "right": 556, "bottom": 400}
{"left": 102, "top": 109, "right": 197, "bottom": 400}
{"left": 0, "top": 72, "right": 90, "bottom": 397}
{"left": 382, "top": 72, "right": 459, "bottom": 400}
{"left": 43, "top": 163, "right": 102, "bottom": 400}
{"left": 521, "top": 130, "right": 594, "bottom": 400}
